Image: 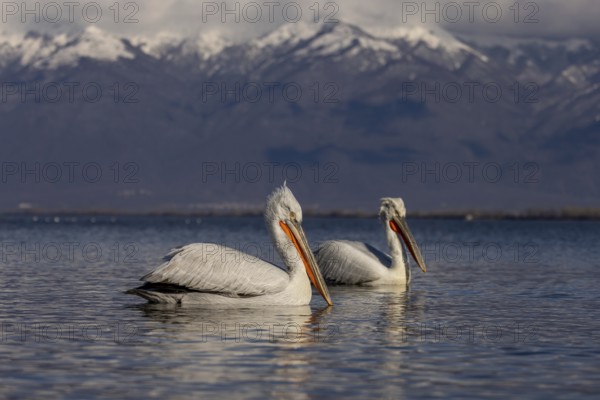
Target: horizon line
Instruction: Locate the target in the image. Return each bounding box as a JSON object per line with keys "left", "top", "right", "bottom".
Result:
{"left": 2, "top": 207, "right": 600, "bottom": 221}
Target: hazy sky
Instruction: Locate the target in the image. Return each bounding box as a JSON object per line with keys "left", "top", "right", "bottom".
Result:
{"left": 2, "top": 0, "right": 599, "bottom": 39}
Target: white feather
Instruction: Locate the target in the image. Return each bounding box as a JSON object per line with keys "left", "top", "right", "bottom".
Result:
{"left": 143, "top": 244, "right": 289, "bottom": 296}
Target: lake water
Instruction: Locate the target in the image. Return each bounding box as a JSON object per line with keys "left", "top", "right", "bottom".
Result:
{"left": 0, "top": 216, "right": 599, "bottom": 399}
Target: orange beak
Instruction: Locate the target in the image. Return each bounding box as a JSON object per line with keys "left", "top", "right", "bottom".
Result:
{"left": 390, "top": 217, "right": 427, "bottom": 273}
{"left": 280, "top": 220, "right": 333, "bottom": 306}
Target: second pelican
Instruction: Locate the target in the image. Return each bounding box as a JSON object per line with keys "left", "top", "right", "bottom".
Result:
{"left": 315, "top": 198, "right": 427, "bottom": 286}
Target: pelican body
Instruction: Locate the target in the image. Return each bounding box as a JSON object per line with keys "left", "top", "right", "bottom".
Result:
{"left": 315, "top": 198, "right": 427, "bottom": 286}
{"left": 127, "top": 185, "right": 332, "bottom": 306}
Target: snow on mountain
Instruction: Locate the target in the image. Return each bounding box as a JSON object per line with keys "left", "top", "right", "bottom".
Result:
{"left": 371, "top": 24, "right": 488, "bottom": 63}
{"left": 0, "top": 30, "right": 24, "bottom": 67}
{"left": 251, "top": 22, "right": 321, "bottom": 50}
{"left": 294, "top": 22, "right": 398, "bottom": 57}
{"left": 560, "top": 63, "right": 600, "bottom": 88}
{"left": 130, "top": 31, "right": 183, "bottom": 58}
{"left": 246, "top": 22, "right": 401, "bottom": 70}
{"left": 0, "top": 22, "right": 482, "bottom": 70}
{"left": 44, "top": 26, "right": 134, "bottom": 69}
{"left": 191, "top": 31, "right": 230, "bottom": 60}
{"left": 372, "top": 24, "right": 468, "bottom": 51}
{"left": 460, "top": 34, "right": 594, "bottom": 53}
{"left": 0, "top": 31, "right": 48, "bottom": 67}
{"left": 460, "top": 35, "right": 596, "bottom": 70}
{"left": 131, "top": 30, "right": 230, "bottom": 61}
{"left": 1, "top": 21, "right": 596, "bottom": 77}
{"left": 247, "top": 22, "right": 487, "bottom": 70}
{"left": 0, "top": 26, "right": 133, "bottom": 69}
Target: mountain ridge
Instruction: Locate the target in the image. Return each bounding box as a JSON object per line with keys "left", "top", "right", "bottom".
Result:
{"left": 0, "top": 21, "right": 598, "bottom": 212}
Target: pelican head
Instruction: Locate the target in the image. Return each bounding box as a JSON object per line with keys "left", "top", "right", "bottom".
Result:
{"left": 380, "top": 198, "right": 427, "bottom": 273}
{"left": 266, "top": 184, "right": 333, "bottom": 306}
{"left": 265, "top": 183, "right": 304, "bottom": 225}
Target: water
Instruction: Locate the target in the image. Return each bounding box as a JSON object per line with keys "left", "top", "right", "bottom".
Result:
{"left": 0, "top": 216, "right": 599, "bottom": 399}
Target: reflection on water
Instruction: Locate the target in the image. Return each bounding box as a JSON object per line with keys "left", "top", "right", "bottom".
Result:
{"left": 124, "top": 305, "right": 338, "bottom": 399}
{"left": 134, "top": 304, "right": 332, "bottom": 344}
{"left": 0, "top": 216, "right": 599, "bottom": 398}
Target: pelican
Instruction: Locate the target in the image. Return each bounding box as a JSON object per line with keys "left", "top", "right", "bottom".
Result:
{"left": 315, "top": 198, "right": 427, "bottom": 286}
{"left": 127, "top": 184, "right": 332, "bottom": 306}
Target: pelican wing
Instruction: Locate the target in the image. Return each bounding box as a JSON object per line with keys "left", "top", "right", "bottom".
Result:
{"left": 315, "top": 240, "right": 391, "bottom": 284}
{"left": 142, "top": 243, "right": 290, "bottom": 296}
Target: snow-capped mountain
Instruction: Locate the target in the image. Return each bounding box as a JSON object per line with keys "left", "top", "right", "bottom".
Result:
{"left": 0, "top": 22, "right": 498, "bottom": 71}
{"left": 0, "top": 21, "right": 598, "bottom": 212}
{"left": 130, "top": 30, "right": 230, "bottom": 62}
{"left": 0, "top": 26, "right": 134, "bottom": 69}
{"left": 3, "top": 21, "right": 593, "bottom": 76}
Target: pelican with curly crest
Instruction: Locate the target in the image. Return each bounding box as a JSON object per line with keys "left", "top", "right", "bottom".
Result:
{"left": 127, "top": 184, "right": 333, "bottom": 306}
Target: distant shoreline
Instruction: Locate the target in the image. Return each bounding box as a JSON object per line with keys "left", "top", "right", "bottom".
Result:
{"left": 1, "top": 208, "right": 600, "bottom": 220}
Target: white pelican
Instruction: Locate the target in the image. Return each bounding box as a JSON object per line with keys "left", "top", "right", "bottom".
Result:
{"left": 315, "top": 198, "right": 427, "bottom": 286}
{"left": 127, "top": 184, "right": 333, "bottom": 306}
